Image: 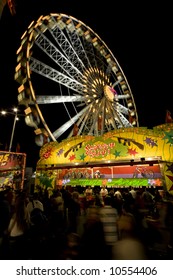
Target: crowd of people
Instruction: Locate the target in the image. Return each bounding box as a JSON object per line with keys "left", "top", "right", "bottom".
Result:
{"left": 0, "top": 184, "right": 173, "bottom": 260}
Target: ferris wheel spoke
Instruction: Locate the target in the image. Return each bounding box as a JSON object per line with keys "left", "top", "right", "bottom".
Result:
{"left": 36, "top": 95, "right": 85, "bottom": 104}
{"left": 68, "top": 104, "right": 96, "bottom": 137}
{"left": 64, "top": 22, "right": 105, "bottom": 90}
{"left": 47, "top": 15, "right": 87, "bottom": 73}
{"left": 67, "top": 113, "right": 86, "bottom": 138}
{"left": 30, "top": 57, "right": 84, "bottom": 94}
{"left": 98, "top": 98, "right": 106, "bottom": 135}
{"left": 116, "top": 110, "right": 133, "bottom": 127}
{"left": 113, "top": 102, "right": 131, "bottom": 115}
{"left": 34, "top": 28, "right": 83, "bottom": 82}
{"left": 65, "top": 18, "right": 93, "bottom": 69}
{"left": 67, "top": 107, "right": 94, "bottom": 138}
{"left": 112, "top": 78, "right": 123, "bottom": 88}
{"left": 63, "top": 15, "right": 108, "bottom": 79}
{"left": 88, "top": 98, "right": 105, "bottom": 135}
{"left": 53, "top": 105, "right": 90, "bottom": 139}
{"left": 104, "top": 100, "right": 119, "bottom": 130}
{"left": 116, "top": 94, "right": 130, "bottom": 100}
{"left": 109, "top": 104, "right": 127, "bottom": 128}
{"left": 82, "top": 37, "right": 100, "bottom": 70}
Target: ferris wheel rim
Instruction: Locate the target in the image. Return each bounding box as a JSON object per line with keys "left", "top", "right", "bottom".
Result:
{"left": 15, "top": 13, "right": 139, "bottom": 146}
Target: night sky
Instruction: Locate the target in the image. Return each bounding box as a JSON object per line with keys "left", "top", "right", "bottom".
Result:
{"left": 0, "top": 0, "right": 172, "bottom": 168}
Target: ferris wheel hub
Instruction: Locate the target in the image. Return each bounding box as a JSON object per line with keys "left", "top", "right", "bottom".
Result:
{"left": 104, "top": 85, "right": 117, "bottom": 102}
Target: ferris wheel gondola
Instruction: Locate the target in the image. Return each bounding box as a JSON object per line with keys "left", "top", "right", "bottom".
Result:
{"left": 15, "top": 13, "right": 139, "bottom": 146}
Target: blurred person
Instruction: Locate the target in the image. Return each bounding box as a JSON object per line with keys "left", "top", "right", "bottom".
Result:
{"left": 112, "top": 230, "right": 147, "bottom": 260}
{"left": 84, "top": 186, "right": 93, "bottom": 209}
{"left": 6, "top": 192, "right": 30, "bottom": 259}
{"left": 117, "top": 203, "right": 137, "bottom": 240}
{"left": 61, "top": 186, "right": 72, "bottom": 223}
{"left": 68, "top": 191, "right": 81, "bottom": 234}
{"left": 108, "top": 188, "right": 115, "bottom": 197}
{"left": 154, "top": 189, "right": 163, "bottom": 202}
{"left": 41, "top": 189, "right": 52, "bottom": 219}
{"left": 50, "top": 189, "right": 64, "bottom": 214}
{"left": 26, "top": 191, "right": 50, "bottom": 260}
{"left": 113, "top": 202, "right": 147, "bottom": 260}
{"left": 0, "top": 191, "right": 11, "bottom": 258}
{"left": 63, "top": 232, "right": 81, "bottom": 260}
{"left": 26, "top": 192, "right": 44, "bottom": 217}
{"left": 114, "top": 188, "right": 122, "bottom": 199}
{"left": 113, "top": 188, "right": 123, "bottom": 214}
{"left": 134, "top": 190, "right": 145, "bottom": 209}
{"left": 99, "top": 195, "right": 119, "bottom": 259}
{"left": 129, "top": 186, "right": 137, "bottom": 199}
{"left": 6, "top": 188, "right": 16, "bottom": 216}
{"left": 141, "top": 187, "right": 154, "bottom": 212}
{"left": 94, "top": 191, "right": 104, "bottom": 208}
{"left": 100, "top": 186, "right": 108, "bottom": 198}
{"left": 50, "top": 189, "right": 65, "bottom": 236}
{"left": 122, "top": 188, "right": 134, "bottom": 207}
{"left": 79, "top": 205, "right": 106, "bottom": 260}
{"left": 85, "top": 186, "right": 93, "bottom": 196}
{"left": 85, "top": 186, "right": 93, "bottom": 206}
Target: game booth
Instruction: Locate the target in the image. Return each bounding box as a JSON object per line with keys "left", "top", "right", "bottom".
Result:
{"left": 0, "top": 151, "right": 26, "bottom": 191}
{"left": 34, "top": 123, "right": 173, "bottom": 195}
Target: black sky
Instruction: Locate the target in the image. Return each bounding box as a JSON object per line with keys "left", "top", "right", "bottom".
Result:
{"left": 0, "top": 0, "right": 172, "bottom": 168}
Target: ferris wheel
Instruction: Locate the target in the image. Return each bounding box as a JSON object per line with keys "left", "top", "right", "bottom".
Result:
{"left": 15, "top": 13, "right": 139, "bottom": 146}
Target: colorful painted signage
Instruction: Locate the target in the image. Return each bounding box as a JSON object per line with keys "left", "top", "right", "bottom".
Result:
{"left": 36, "top": 124, "right": 173, "bottom": 193}
{"left": 0, "top": 151, "right": 26, "bottom": 190}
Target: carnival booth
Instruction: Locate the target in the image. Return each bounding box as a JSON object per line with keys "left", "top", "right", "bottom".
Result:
{"left": 35, "top": 124, "right": 173, "bottom": 195}
{"left": 0, "top": 151, "right": 26, "bottom": 190}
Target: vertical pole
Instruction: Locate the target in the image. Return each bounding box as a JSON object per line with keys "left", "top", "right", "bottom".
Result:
{"left": 9, "top": 112, "right": 17, "bottom": 152}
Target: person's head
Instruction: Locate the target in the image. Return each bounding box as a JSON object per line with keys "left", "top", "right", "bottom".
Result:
{"left": 72, "top": 191, "right": 79, "bottom": 200}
